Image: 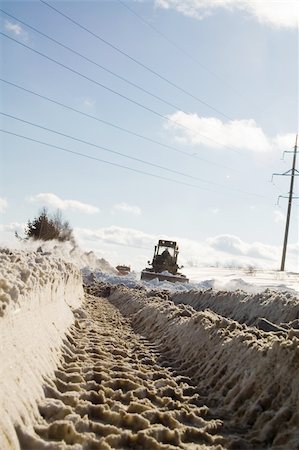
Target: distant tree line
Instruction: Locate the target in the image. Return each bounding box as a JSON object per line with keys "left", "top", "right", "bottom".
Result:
{"left": 17, "top": 207, "right": 74, "bottom": 242}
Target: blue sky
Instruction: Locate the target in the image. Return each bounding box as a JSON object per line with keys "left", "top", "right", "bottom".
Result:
{"left": 0, "top": 0, "right": 298, "bottom": 271}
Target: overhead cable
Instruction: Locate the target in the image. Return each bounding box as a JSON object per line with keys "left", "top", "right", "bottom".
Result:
{"left": 0, "top": 129, "right": 221, "bottom": 192}
{"left": 39, "top": 0, "right": 234, "bottom": 121}
{"left": 0, "top": 111, "right": 229, "bottom": 187}
{"left": 0, "top": 8, "right": 185, "bottom": 113}
{"left": 1, "top": 78, "right": 235, "bottom": 171}
{"left": 1, "top": 32, "right": 239, "bottom": 154}
{"left": 0, "top": 112, "right": 268, "bottom": 199}
{"left": 1, "top": 128, "right": 269, "bottom": 201}
{"left": 117, "top": 0, "right": 241, "bottom": 96}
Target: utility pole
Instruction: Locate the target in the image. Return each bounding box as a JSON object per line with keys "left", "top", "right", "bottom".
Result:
{"left": 272, "top": 134, "right": 298, "bottom": 271}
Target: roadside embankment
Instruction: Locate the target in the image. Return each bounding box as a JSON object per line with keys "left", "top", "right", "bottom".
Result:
{"left": 171, "top": 288, "right": 299, "bottom": 326}
{"left": 0, "top": 248, "right": 83, "bottom": 449}
{"left": 109, "top": 285, "right": 299, "bottom": 449}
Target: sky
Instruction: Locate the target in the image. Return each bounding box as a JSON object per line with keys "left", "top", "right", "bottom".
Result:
{"left": 0, "top": 0, "right": 298, "bottom": 271}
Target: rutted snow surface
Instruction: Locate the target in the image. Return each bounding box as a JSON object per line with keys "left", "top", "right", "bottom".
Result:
{"left": 18, "top": 294, "right": 226, "bottom": 450}
{"left": 1, "top": 249, "right": 299, "bottom": 449}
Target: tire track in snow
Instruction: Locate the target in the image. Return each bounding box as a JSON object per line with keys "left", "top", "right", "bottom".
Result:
{"left": 17, "top": 294, "right": 227, "bottom": 449}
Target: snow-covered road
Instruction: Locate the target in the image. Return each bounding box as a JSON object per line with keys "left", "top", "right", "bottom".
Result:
{"left": 17, "top": 282, "right": 299, "bottom": 450}
{"left": 18, "top": 294, "right": 227, "bottom": 450}
{"left": 1, "top": 249, "right": 298, "bottom": 449}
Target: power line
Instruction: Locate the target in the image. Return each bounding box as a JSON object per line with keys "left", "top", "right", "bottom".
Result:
{"left": 0, "top": 7, "right": 239, "bottom": 156}
{"left": 0, "top": 8, "right": 185, "bottom": 113}
{"left": 0, "top": 129, "right": 221, "bottom": 192}
{"left": 1, "top": 32, "right": 240, "bottom": 154}
{"left": 1, "top": 128, "right": 270, "bottom": 202}
{"left": 117, "top": 0, "right": 241, "bottom": 97}
{"left": 0, "top": 78, "right": 235, "bottom": 171}
{"left": 0, "top": 110, "right": 227, "bottom": 188}
{"left": 0, "top": 112, "right": 268, "bottom": 199}
{"left": 39, "top": 0, "right": 234, "bottom": 121}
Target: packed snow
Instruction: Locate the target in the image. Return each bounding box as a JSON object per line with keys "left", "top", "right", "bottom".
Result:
{"left": 109, "top": 285, "right": 299, "bottom": 448}
{"left": 0, "top": 248, "right": 83, "bottom": 449}
{"left": 0, "top": 244, "right": 298, "bottom": 449}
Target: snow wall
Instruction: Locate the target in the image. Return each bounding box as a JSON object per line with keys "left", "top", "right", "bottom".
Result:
{"left": 109, "top": 286, "right": 299, "bottom": 449}
{"left": 0, "top": 249, "right": 84, "bottom": 450}
{"left": 171, "top": 289, "right": 299, "bottom": 326}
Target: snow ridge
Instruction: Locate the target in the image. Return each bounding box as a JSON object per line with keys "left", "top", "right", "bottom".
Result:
{"left": 109, "top": 285, "right": 299, "bottom": 449}
{"left": 0, "top": 248, "right": 83, "bottom": 449}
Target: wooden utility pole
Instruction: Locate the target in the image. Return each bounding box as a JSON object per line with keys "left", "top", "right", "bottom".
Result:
{"left": 280, "top": 134, "right": 298, "bottom": 271}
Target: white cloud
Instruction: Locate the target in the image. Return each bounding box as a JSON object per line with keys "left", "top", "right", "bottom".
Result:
{"left": 272, "top": 133, "right": 297, "bottom": 151}
{"left": 82, "top": 98, "right": 96, "bottom": 108}
{"left": 73, "top": 226, "right": 155, "bottom": 269}
{"left": 75, "top": 225, "right": 153, "bottom": 249}
{"left": 274, "top": 209, "right": 286, "bottom": 223}
{"left": 4, "top": 20, "right": 29, "bottom": 42}
{"left": 5, "top": 21, "right": 22, "bottom": 35}
{"left": 155, "top": 0, "right": 299, "bottom": 29}
{"left": 0, "top": 222, "right": 27, "bottom": 246}
{"left": 73, "top": 225, "right": 294, "bottom": 271}
{"left": 0, "top": 198, "right": 8, "bottom": 213}
{"left": 29, "top": 193, "right": 100, "bottom": 214}
{"left": 0, "top": 222, "right": 26, "bottom": 233}
{"left": 1, "top": 223, "right": 297, "bottom": 272}
{"left": 206, "top": 234, "right": 278, "bottom": 260}
{"left": 112, "top": 202, "right": 142, "bottom": 216}
{"left": 164, "top": 111, "right": 295, "bottom": 153}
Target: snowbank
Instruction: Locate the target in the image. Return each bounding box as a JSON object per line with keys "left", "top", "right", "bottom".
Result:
{"left": 171, "top": 289, "right": 299, "bottom": 326}
{"left": 3, "top": 238, "right": 117, "bottom": 274}
{"left": 0, "top": 248, "right": 84, "bottom": 449}
{"left": 109, "top": 286, "right": 299, "bottom": 449}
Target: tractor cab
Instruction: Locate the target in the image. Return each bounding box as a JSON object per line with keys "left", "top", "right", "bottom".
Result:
{"left": 150, "top": 240, "right": 179, "bottom": 274}
{"left": 141, "top": 239, "right": 189, "bottom": 283}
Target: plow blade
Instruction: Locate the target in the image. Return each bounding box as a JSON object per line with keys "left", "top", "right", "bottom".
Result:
{"left": 141, "top": 270, "right": 189, "bottom": 284}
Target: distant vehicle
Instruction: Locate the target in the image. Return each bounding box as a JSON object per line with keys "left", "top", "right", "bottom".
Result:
{"left": 141, "top": 240, "right": 189, "bottom": 283}
{"left": 116, "top": 265, "right": 131, "bottom": 276}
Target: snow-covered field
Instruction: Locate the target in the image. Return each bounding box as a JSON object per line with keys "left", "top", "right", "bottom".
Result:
{"left": 184, "top": 266, "right": 299, "bottom": 294}
{"left": 1, "top": 246, "right": 298, "bottom": 449}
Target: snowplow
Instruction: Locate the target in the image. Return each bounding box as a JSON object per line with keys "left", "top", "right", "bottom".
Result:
{"left": 141, "top": 240, "right": 189, "bottom": 283}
